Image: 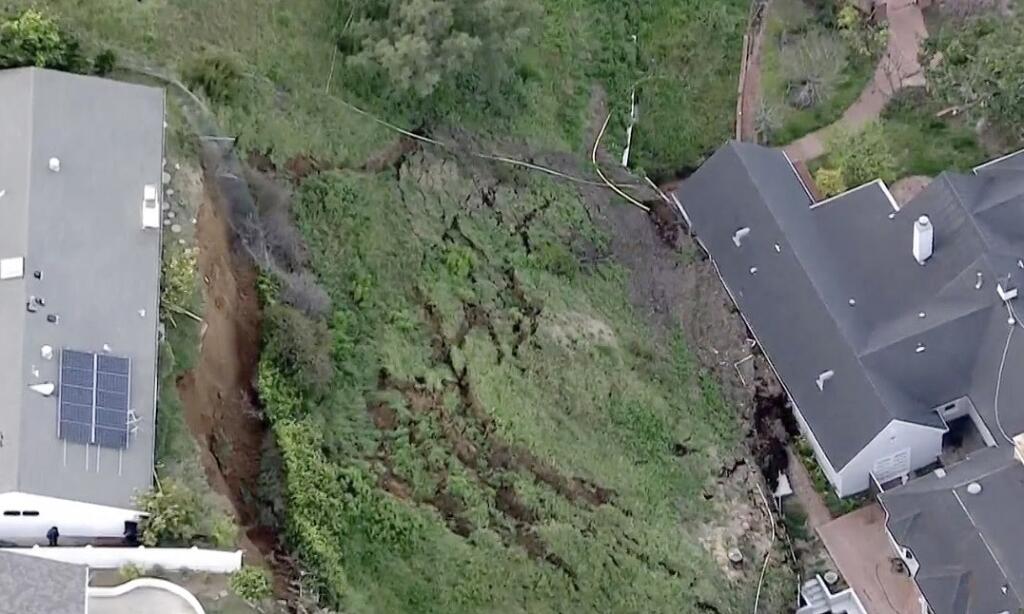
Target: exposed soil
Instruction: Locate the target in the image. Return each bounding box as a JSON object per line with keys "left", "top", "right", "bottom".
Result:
{"left": 177, "top": 177, "right": 294, "bottom": 596}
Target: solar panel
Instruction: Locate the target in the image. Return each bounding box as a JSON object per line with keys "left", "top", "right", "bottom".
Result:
{"left": 59, "top": 421, "right": 92, "bottom": 445}
{"left": 58, "top": 349, "right": 131, "bottom": 449}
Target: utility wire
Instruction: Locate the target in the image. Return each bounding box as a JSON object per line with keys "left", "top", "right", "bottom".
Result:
{"left": 592, "top": 113, "right": 650, "bottom": 213}
{"left": 994, "top": 303, "right": 1018, "bottom": 444}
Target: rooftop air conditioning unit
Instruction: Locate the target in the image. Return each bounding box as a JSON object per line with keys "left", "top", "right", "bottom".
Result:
{"left": 142, "top": 184, "right": 160, "bottom": 229}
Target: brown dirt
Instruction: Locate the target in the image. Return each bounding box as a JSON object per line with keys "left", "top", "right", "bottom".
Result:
{"left": 177, "top": 179, "right": 294, "bottom": 596}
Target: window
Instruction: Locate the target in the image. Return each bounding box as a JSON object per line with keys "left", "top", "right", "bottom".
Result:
{"left": 21, "top": 511, "right": 39, "bottom": 517}
{"left": 2, "top": 511, "right": 20, "bottom": 517}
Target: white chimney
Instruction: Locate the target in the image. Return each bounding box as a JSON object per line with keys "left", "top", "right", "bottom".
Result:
{"left": 913, "top": 216, "right": 933, "bottom": 265}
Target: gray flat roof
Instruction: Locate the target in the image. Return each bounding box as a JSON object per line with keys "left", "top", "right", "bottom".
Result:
{"left": 0, "top": 549, "right": 87, "bottom": 613}
{"left": 677, "top": 141, "right": 1024, "bottom": 468}
{"left": 0, "top": 68, "right": 164, "bottom": 508}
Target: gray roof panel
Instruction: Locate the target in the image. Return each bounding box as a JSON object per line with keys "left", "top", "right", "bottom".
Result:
{"left": 0, "top": 550, "right": 87, "bottom": 614}
{"left": 0, "top": 68, "right": 164, "bottom": 508}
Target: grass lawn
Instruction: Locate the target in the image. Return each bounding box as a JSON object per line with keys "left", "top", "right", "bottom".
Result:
{"left": 880, "top": 93, "right": 987, "bottom": 177}
{"left": 760, "top": 0, "right": 877, "bottom": 145}
{"left": 18, "top": 0, "right": 795, "bottom": 611}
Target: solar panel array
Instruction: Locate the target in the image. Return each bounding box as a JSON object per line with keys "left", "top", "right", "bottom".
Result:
{"left": 58, "top": 349, "right": 131, "bottom": 449}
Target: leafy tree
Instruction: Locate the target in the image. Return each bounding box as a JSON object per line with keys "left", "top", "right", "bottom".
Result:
{"left": 136, "top": 480, "right": 203, "bottom": 546}
{"left": 814, "top": 167, "right": 847, "bottom": 197}
{"left": 337, "top": 0, "right": 535, "bottom": 98}
{"left": 0, "top": 9, "right": 83, "bottom": 71}
{"left": 924, "top": 15, "right": 1024, "bottom": 136}
{"left": 836, "top": 4, "right": 887, "bottom": 59}
{"left": 826, "top": 122, "right": 897, "bottom": 186}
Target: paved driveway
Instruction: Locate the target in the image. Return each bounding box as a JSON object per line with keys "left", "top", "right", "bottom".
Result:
{"left": 818, "top": 504, "right": 921, "bottom": 614}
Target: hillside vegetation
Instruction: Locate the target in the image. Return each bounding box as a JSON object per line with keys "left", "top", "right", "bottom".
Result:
{"left": 15, "top": 0, "right": 794, "bottom": 611}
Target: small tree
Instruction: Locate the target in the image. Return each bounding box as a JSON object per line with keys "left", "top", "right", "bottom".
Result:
{"left": 0, "top": 9, "right": 83, "bottom": 71}
{"left": 230, "top": 566, "right": 273, "bottom": 603}
{"left": 780, "top": 31, "right": 847, "bottom": 109}
{"left": 339, "top": 0, "right": 536, "bottom": 98}
{"left": 814, "top": 167, "right": 847, "bottom": 197}
{"left": 161, "top": 248, "right": 198, "bottom": 319}
{"left": 135, "top": 480, "right": 202, "bottom": 546}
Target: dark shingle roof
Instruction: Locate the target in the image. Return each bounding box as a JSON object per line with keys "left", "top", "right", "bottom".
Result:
{"left": 677, "top": 141, "right": 1024, "bottom": 468}
{"left": 0, "top": 550, "right": 87, "bottom": 613}
{"left": 880, "top": 447, "right": 1024, "bottom": 614}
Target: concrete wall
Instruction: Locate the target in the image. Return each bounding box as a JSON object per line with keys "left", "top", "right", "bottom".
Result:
{"left": 836, "top": 420, "right": 944, "bottom": 497}
{"left": 0, "top": 492, "right": 141, "bottom": 545}
{"left": 5, "top": 545, "right": 242, "bottom": 573}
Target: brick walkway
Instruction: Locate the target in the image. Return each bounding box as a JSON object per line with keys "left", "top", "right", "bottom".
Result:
{"left": 783, "top": 0, "right": 928, "bottom": 161}
{"left": 787, "top": 447, "right": 833, "bottom": 530}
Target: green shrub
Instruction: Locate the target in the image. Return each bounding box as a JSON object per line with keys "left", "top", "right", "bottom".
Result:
{"left": 93, "top": 48, "right": 116, "bottom": 75}
{"left": 262, "top": 303, "right": 334, "bottom": 398}
{"left": 119, "top": 563, "right": 143, "bottom": 582}
{"left": 161, "top": 247, "right": 198, "bottom": 316}
{"left": 183, "top": 51, "right": 242, "bottom": 104}
{"left": 230, "top": 566, "right": 273, "bottom": 603}
{"left": 0, "top": 9, "right": 84, "bottom": 71}
{"left": 826, "top": 123, "right": 897, "bottom": 186}
{"left": 136, "top": 479, "right": 202, "bottom": 546}
{"left": 814, "top": 167, "right": 847, "bottom": 197}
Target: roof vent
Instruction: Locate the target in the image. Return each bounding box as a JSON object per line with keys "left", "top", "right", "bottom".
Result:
{"left": 915, "top": 344, "right": 926, "bottom": 353}
{"left": 998, "top": 282, "right": 1018, "bottom": 302}
{"left": 848, "top": 298, "right": 856, "bottom": 306}
{"left": 816, "top": 370, "right": 835, "bottom": 391}
{"left": 48, "top": 157, "right": 60, "bottom": 172}
{"left": 40, "top": 345, "right": 53, "bottom": 360}
{"left": 975, "top": 272, "right": 984, "bottom": 290}
{"left": 773, "top": 243, "right": 781, "bottom": 253}
{"left": 913, "top": 216, "right": 933, "bottom": 265}
{"left": 934, "top": 467, "right": 947, "bottom": 478}
{"left": 733, "top": 227, "right": 751, "bottom": 247}
{"left": 749, "top": 266, "right": 758, "bottom": 275}
{"left": 1013, "top": 433, "right": 1024, "bottom": 465}
{"left": 966, "top": 482, "right": 982, "bottom": 495}
{"left": 29, "top": 382, "right": 55, "bottom": 397}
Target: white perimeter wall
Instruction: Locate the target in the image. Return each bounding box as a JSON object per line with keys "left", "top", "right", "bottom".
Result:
{"left": 836, "top": 420, "right": 944, "bottom": 497}
{"left": 0, "top": 492, "right": 142, "bottom": 545}
{"left": 5, "top": 545, "right": 242, "bottom": 573}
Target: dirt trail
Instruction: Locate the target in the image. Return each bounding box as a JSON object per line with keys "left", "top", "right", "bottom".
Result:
{"left": 783, "top": 0, "right": 928, "bottom": 161}
{"left": 740, "top": 0, "right": 772, "bottom": 142}
{"left": 177, "top": 180, "right": 292, "bottom": 593}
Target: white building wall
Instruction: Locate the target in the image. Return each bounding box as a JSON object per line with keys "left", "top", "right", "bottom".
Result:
{"left": 790, "top": 401, "right": 842, "bottom": 488}
{"left": 836, "top": 420, "right": 944, "bottom": 497}
{"left": 0, "top": 492, "right": 142, "bottom": 545}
